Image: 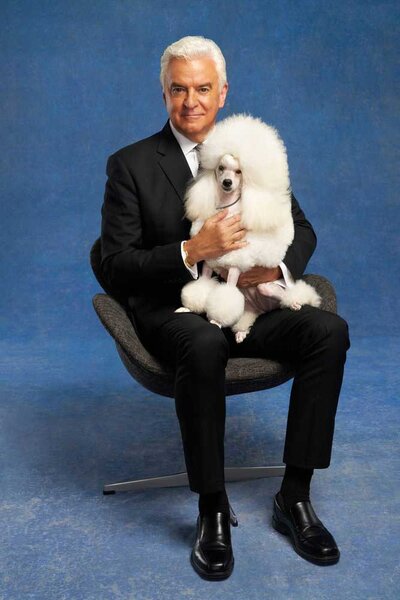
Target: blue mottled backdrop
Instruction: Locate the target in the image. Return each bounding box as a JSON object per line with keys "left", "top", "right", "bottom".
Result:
{"left": 1, "top": 0, "right": 398, "bottom": 341}
{"left": 1, "top": 2, "right": 400, "bottom": 599}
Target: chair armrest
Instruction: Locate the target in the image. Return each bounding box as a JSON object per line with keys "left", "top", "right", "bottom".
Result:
{"left": 92, "top": 293, "right": 167, "bottom": 376}
{"left": 302, "top": 274, "right": 337, "bottom": 314}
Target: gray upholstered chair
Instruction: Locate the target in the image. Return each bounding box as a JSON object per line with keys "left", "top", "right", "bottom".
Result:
{"left": 90, "top": 238, "right": 337, "bottom": 495}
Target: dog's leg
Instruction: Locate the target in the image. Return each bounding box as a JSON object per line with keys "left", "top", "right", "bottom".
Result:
{"left": 207, "top": 267, "right": 244, "bottom": 328}
{"left": 227, "top": 267, "right": 241, "bottom": 286}
{"left": 278, "top": 280, "right": 321, "bottom": 311}
{"left": 232, "top": 302, "right": 260, "bottom": 343}
{"left": 258, "top": 281, "right": 302, "bottom": 311}
{"left": 175, "top": 263, "right": 218, "bottom": 314}
{"left": 201, "top": 264, "right": 214, "bottom": 279}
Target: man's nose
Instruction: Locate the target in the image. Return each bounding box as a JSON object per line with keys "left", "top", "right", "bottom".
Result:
{"left": 183, "top": 89, "right": 198, "bottom": 108}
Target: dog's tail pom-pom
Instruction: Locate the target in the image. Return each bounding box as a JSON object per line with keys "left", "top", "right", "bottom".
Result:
{"left": 181, "top": 276, "right": 219, "bottom": 314}
{"left": 280, "top": 280, "right": 321, "bottom": 309}
{"left": 206, "top": 283, "right": 245, "bottom": 327}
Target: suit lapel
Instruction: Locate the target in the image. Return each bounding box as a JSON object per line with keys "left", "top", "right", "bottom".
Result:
{"left": 157, "top": 121, "right": 193, "bottom": 202}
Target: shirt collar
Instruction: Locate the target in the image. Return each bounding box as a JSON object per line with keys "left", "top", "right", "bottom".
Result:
{"left": 169, "top": 120, "right": 213, "bottom": 154}
{"left": 169, "top": 120, "right": 198, "bottom": 156}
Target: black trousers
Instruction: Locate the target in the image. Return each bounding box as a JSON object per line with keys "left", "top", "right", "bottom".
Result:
{"left": 141, "top": 306, "right": 350, "bottom": 494}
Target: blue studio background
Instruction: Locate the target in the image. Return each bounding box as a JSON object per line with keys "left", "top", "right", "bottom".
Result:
{"left": 1, "top": 1, "right": 399, "bottom": 599}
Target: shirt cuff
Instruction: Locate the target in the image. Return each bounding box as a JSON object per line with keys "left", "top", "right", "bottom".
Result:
{"left": 279, "top": 262, "right": 294, "bottom": 287}
{"left": 181, "top": 241, "right": 198, "bottom": 279}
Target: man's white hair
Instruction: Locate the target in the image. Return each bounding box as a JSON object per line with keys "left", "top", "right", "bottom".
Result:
{"left": 160, "top": 36, "right": 227, "bottom": 92}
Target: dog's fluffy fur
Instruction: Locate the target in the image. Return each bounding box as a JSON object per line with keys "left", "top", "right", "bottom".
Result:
{"left": 177, "top": 114, "right": 321, "bottom": 341}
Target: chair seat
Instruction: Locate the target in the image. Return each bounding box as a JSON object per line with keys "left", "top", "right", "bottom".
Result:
{"left": 93, "top": 293, "right": 296, "bottom": 396}
{"left": 92, "top": 266, "right": 337, "bottom": 398}
{"left": 90, "top": 238, "right": 336, "bottom": 398}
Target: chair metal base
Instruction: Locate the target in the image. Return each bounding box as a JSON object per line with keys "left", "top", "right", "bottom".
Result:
{"left": 103, "top": 465, "right": 285, "bottom": 494}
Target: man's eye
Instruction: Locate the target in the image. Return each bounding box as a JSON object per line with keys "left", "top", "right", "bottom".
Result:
{"left": 199, "top": 87, "right": 210, "bottom": 93}
{"left": 171, "top": 87, "right": 185, "bottom": 95}
{"left": 218, "top": 166, "right": 224, "bottom": 172}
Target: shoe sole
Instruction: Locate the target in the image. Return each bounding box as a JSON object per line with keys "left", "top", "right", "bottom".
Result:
{"left": 272, "top": 515, "right": 340, "bottom": 566}
{"left": 190, "top": 551, "right": 234, "bottom": 581}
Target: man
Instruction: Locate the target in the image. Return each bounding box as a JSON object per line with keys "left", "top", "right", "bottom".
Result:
{"left": 101, "top": 36, "right": 350, "bottom": 580}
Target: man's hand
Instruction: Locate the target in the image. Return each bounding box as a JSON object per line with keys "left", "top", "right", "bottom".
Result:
{"left": 219, "top": 265, "right": 283, "bottom": 288}
{"left": 185, "top": 209, "right": 248, "bottom": 264}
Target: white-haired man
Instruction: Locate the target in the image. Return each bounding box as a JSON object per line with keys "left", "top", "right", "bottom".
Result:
{"left": 101, "top": 36, "right": 350, "bottom": 581}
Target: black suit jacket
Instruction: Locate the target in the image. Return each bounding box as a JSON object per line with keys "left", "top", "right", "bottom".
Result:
{"left": 100, "top": 121, "right": 317, "bottom": 337}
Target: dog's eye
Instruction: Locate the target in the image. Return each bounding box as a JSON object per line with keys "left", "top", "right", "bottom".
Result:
{"left": 236, "top": 169, "right": 242, "bottom": 174}
{"left": 218, "top": 166, "right": 224, "bottom": 172}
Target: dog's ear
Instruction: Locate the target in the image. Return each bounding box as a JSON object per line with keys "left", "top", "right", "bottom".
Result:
{"left": 240, "top": 185, "right": 292, "bottom": 232}
{"left": 184, "top": 172, "right": 218, "bottom": 221}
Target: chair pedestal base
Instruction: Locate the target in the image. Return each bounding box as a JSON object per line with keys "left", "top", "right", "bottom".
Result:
{"left": 103, "top": 465, "right": 285, "bottom": 494}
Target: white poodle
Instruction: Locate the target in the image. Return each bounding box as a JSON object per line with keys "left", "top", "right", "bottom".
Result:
{"left": 176, "top": 114, "right": 321, "bottom": 342}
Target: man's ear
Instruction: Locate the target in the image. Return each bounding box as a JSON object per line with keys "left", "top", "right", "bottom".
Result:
{"left": 219, "top": 83, "right": 228, "bottom": 108}
{"left": 162, "top": 91, "right": 166, "bottom": 106}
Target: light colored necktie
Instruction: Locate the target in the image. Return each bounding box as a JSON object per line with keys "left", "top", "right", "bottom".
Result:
{"left": 193, "top": 144, "right": 202, "bottom": 175}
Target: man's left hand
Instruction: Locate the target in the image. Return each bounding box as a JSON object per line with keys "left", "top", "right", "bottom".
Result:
{"left": 219, "top": 266, "right": 283, "bottom": 288}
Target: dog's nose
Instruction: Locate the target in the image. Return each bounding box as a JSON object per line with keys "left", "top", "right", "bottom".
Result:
{"left": 223, "top": 179, "right": 232, "bottom": 188}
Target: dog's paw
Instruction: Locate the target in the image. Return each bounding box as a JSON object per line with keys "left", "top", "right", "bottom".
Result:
{"left": 290, "top": 302, "right": 302, "bottom": 311}
{"left": 175, "top": 307, "right": 191, "bottom": 313}
{"left": 235, "top": 330, "right": 249, "bottom": 343}
{"left": 209, "top": 319, "right": 222, "bottom": 328}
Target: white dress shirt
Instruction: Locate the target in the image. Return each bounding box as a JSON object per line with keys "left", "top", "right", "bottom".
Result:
{"left": 169, "top": 119, "right": 293, "bottom": 287}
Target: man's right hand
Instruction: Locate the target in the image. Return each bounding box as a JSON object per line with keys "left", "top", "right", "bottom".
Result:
{"left": 185, "top": 209, "right": 248, "bottom": 264}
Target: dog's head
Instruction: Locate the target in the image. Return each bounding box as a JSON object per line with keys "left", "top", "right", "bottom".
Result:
{"left": 185, "top": 115, "right": 292, "bottom": 229}
{"left": 215, "top": 154, "right": 242, "bottom": 199}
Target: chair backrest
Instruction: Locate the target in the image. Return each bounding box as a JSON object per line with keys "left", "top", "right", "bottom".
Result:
{"left": 90, "top": 238, "right": 128, "bottom": 306}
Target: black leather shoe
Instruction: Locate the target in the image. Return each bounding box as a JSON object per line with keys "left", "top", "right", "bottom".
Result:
{"left": 191, "top": 511, "right": 235, "bottom": 580}
{"left": 272, "top": 492, "right": 340, "bottom": 566}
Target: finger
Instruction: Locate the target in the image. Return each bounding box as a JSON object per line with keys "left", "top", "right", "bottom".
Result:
{"left": 225, "top": 214, "right": 242, "bottom": 225}
{"left": 243, "top": 266, "right": 257, "bottom": 274}
{"left": 229, "top": 230, "right": 246, "bottom": 242}
{"left": 226, "top": 221, "right": 246, "bottom": 233}
{"left": 231, "top": 229, "right": 247, "bottom": 241}
{"left": 221, "top": 232, "right": 245, "bottom": 250}
{"left": 222, "top": 224, "right": 246, "bottom": 239}
{"left": 231, "top": 239, "right": 248, "bottom": 248}
{"left": 209, "top": 208, "right": 228, "bottom": 222}
{"left": 219, "top": 214, "right": 241, "bottom": 229}
{"left": 221, "top": 239, "right": 247, "bottom": 254}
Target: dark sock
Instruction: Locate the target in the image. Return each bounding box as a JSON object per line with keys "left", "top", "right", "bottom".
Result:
{"left": 199, "top": 489, "right": 230, "bottom": 516}
{"left": 280, "top": 465, "right": 314, "bottom": 510}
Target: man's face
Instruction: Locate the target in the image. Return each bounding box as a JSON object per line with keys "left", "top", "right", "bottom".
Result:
{"left": 163, "top": 57, "right": 228, "bottom": 143}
